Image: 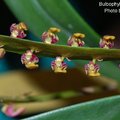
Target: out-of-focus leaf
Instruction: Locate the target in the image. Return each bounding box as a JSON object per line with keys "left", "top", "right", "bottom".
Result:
{"left": 24, "top": 95, "right": 120, "bottom": 120}
{"left": 0, "top": 90, "right": 79, "bottom": 103}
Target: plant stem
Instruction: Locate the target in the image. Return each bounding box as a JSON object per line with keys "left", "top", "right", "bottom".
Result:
{"left": 1, "top": 35, "right": 120, "bottom": 60}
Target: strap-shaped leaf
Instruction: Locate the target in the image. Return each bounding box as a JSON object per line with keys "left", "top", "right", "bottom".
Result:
{"left": 24, "top": 95, "right": 120, "bottom": 120}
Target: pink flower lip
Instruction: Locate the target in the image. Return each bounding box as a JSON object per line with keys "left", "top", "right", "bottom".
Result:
{"left": 2, "top": 104, "right": 25, "bottom": 117}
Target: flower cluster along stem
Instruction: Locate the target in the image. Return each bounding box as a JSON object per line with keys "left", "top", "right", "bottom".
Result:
{"left": 0, "top": 22, "right": 120, "bottom": 118}
{"left": 0, "top": 23, "right": 120, "bottom": 75}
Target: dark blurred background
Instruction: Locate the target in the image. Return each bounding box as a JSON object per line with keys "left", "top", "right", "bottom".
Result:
{"left": 1, "top": 0, "right": 120, "bottom": 42}
{"left": 70, "top": 0, "right": 120, "bottom": 36}
{"left": 0, "top": 0, "right": 120, "bottom": 71}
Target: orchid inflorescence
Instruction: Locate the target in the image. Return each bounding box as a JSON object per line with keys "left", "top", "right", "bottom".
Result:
{"left": 0, "top": 22, "right": 118, "bottom": 117}
{"left": 0, "top": 22, "right": 117, "bottom": 75}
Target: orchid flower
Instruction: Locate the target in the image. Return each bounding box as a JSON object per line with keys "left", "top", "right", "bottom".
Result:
{"left": 10, "top": 22, "right": 27, "bottom": 38}
{"left": 99, "top": 35, "right": 115, "bottom": 49}
{"left": 2, "top": 104, "right": 25, "bottom": 117}
{"left": 41, "top": 27, "right": 60, "bottom": 44}
{"left": 21, "top": 50, "right": 39, "bottom": 69}
{"left": 67, "top": 33, "right": 85, "bottom": 47}
{"left": 84, "top": 59, "right": 100, "bottom": 77}
{"left": 51, "top": 57, "right": 67, "bottom": 73}
{"left": 0, "top": 45, "right": 6, "bottom": 58}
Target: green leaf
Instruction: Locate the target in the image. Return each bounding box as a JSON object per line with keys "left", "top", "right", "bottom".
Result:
{"left": 4, "top": 0, "right": 120, "bottom": 81}
{"left": 1, "top": 35, "right": 120, "bottom": 61}
{"left": 24, "top": 95, "right": 120, "bottom": 120}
